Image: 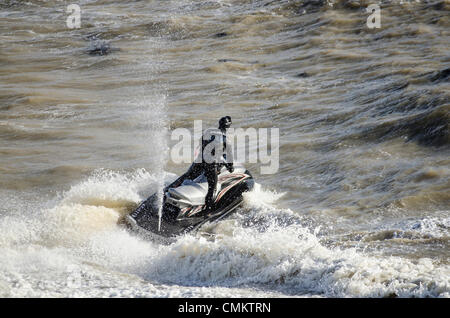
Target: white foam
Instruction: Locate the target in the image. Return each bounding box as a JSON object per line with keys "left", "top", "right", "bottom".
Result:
{"left": 60, "top": 168, "right": 158, "bottom": 206}
{"left": 148, "top": 214, "right": 449, "bottom": 297}
{"left": 243, "top": 182, "right": 286, "bottom": 207}
{"left": 0, "top": 172, "right": 448, "bottom": 297}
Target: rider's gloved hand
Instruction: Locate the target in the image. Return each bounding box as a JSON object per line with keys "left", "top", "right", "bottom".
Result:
{"left": 227, "top": 163, "right": 234, "bottom": 173}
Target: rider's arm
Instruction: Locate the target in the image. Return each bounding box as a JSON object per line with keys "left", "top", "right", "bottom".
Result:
{"left": 224, "top": 133, "right": 234, "bottom": 172}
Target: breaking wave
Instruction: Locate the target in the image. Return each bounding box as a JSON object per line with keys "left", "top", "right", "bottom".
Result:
{"left": 0, "top": 170, "right": 448, "bottom": 297}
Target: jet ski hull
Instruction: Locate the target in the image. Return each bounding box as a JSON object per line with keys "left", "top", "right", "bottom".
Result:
{"left": 125, "top": 169, "right": 254, "bottom": 241}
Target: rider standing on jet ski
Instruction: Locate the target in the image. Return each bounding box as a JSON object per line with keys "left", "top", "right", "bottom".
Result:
{"left": 166, "top": 116, "right": 234, "bottom": 213}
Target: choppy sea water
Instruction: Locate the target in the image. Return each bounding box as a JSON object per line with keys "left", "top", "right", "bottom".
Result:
{"left": 0, "top": 0, "right": 449, "bottom": 297}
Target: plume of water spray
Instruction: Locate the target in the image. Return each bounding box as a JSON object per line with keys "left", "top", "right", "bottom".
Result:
{"left": 147, "top": 95, "right": 168, "bottom": 232}
{"left": 129, "top": 89, "right": 168, "bottom": 231}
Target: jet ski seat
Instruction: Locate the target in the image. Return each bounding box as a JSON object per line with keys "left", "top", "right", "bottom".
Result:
{"left": 168, "top": 180, "right": 208, "bottom": 206}
{"left": 167, "top": 173, "right": 221, "bottom": 206}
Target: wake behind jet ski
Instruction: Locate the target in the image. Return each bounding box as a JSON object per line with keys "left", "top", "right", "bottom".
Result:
{"left": 125, "top": 116, "right": 255, "bottom": 242}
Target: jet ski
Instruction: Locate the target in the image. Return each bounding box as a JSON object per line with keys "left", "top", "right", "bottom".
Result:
{"left": 125, "top": 163, "right": 254, "bottom": 242}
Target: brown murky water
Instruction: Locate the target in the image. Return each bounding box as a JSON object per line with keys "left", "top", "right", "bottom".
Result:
{"left": 0, "top": 0, "right": 449, "bottom": 297}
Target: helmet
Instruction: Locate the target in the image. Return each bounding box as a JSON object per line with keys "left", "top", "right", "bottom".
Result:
{"left": 218, "top": 116, "right": 232, "bottom": 129}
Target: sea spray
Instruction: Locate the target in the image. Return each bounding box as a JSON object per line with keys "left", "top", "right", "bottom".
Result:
{"left": 150, "top": 124, "right": 168, "bottom": 233}
{"left": 144, "top": 187, "right": 449, "bottom": 298}
{"left": 0, "top": 173, "right": 448, "bottom": 298}
{"left": 146, "top": 94, "right": 168, "bottom": 232}
{"left": 156, "top": 176, "right": 165, "bottom": 232}
{"left": 130, "top": 80, "right": 169, "bottom": 231}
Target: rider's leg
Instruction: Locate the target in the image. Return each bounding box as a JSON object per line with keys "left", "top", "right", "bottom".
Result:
{"left": 166, "top": 163, "right": 203, "bottom": 189}
{"left": 204, "top": 163, "right": 218, "bottom": 211}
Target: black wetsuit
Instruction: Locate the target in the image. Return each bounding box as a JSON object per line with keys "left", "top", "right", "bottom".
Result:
{"left": 167, "top": 128, "right": 233, "bottom": 211}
